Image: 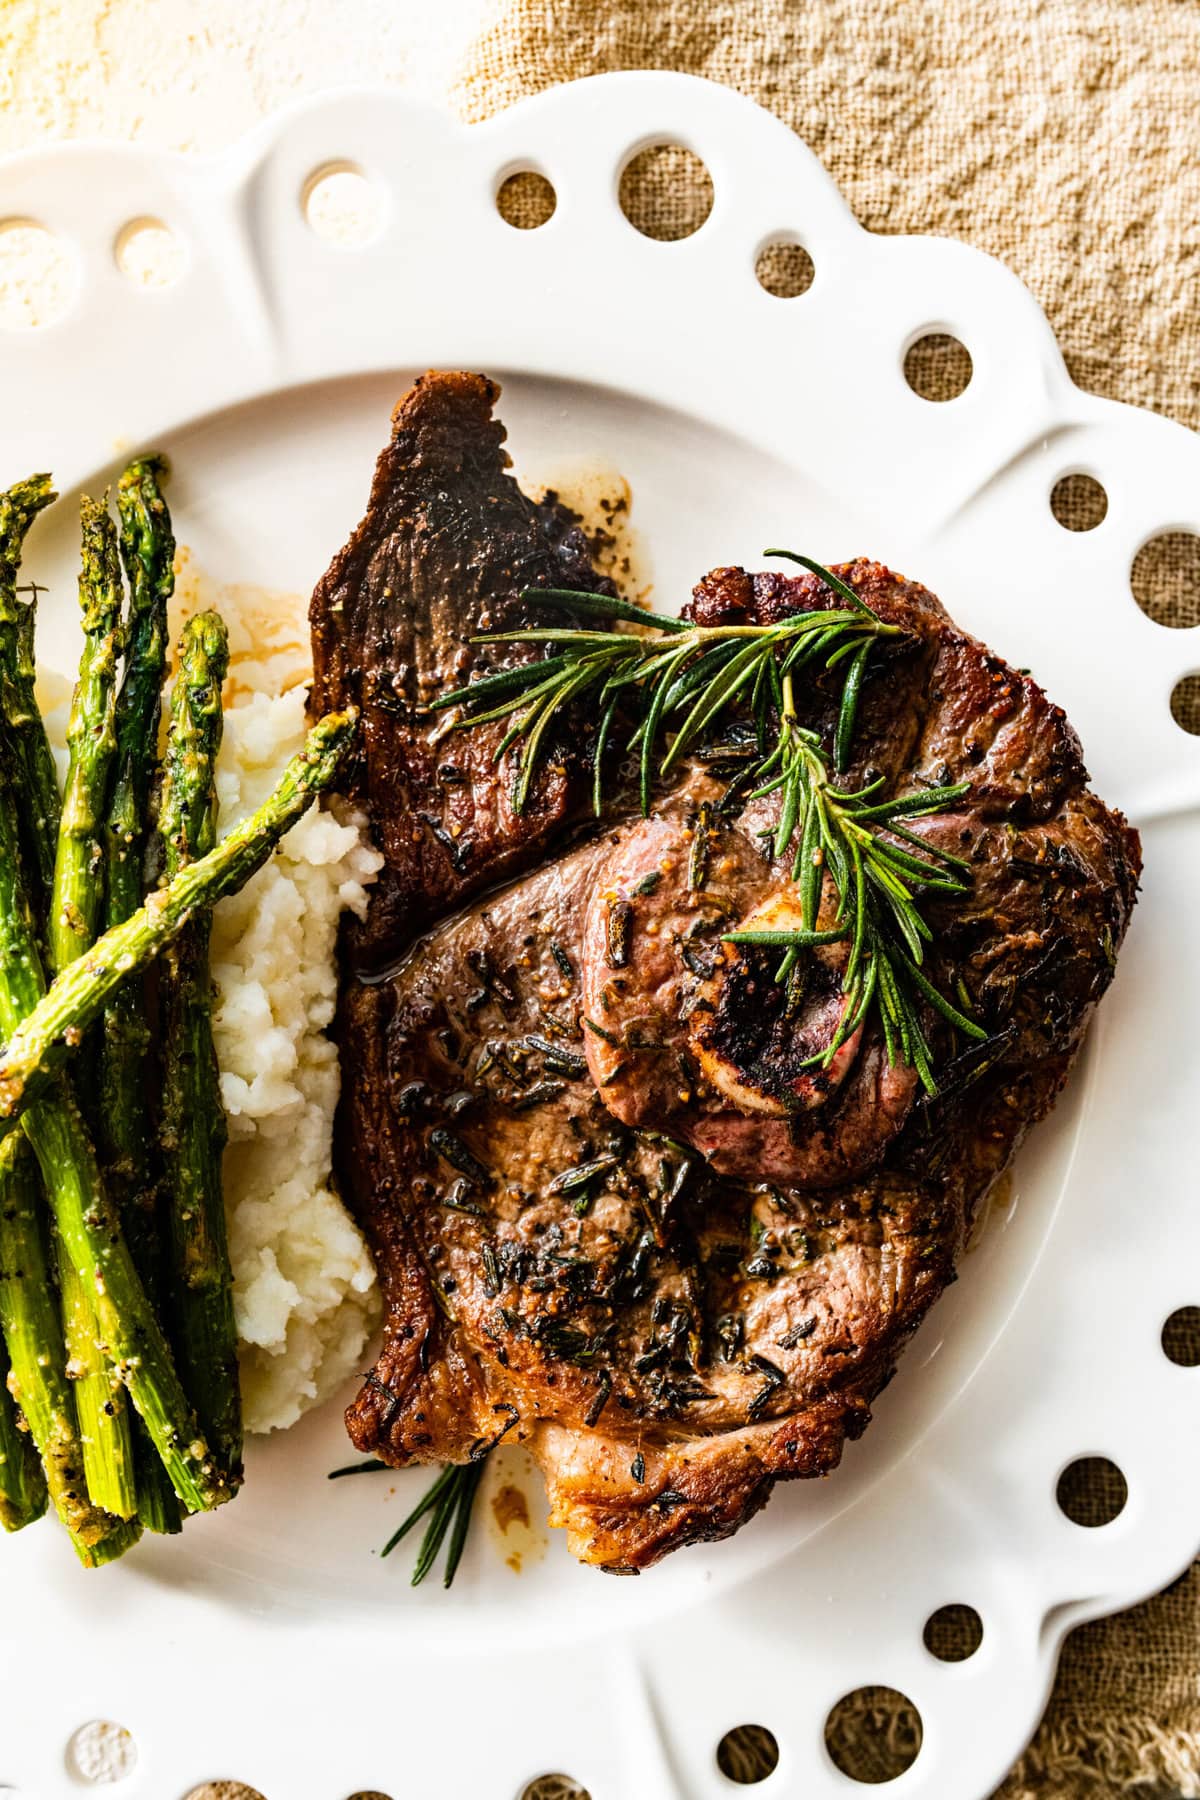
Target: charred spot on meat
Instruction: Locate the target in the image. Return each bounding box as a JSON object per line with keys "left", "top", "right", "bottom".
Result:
{"left": 310, "top": 372, "right": 1141, "bottom": 1573}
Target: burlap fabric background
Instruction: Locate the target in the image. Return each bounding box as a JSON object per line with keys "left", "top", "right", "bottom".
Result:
{"left": 10, "top": 1, "right": 1195, "bottom": 1796}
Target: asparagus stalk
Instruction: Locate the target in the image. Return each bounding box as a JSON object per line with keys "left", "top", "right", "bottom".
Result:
{"left": 50, "top": 496, "right": 125, "bottom": 970}
{"left": 0, "top": 476, "right": 60, "bottom": 908}
{"left": 101, "top": 455, "right": 180, "bottom": 1534}
{"left": 0, "top": 498, "right": 50, "bottom": 1538}
{"left": 0, "top": 1334, "right": 46, "bottom": 1532}
{"left": 1, "top": 477, "right": 140, "bottom": 1556}
{"left": 158, "top": 611, "right": 242, "bottom": 1484}
{"left": 46, "top": 496, "right": 137, "bottom": 1522}
{"left": 0, "top": 763, "right": 231, "bottom": 1514}
{"left": 0, "top": 707, "right": 357, "bottom": 1129}
{"left": 0, "top": 1131, "right": 140, "bottom": 1561}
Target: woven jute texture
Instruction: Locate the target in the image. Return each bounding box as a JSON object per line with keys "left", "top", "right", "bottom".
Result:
{"left": 458, "top": 4, "right": 1200, "bottom": 1798}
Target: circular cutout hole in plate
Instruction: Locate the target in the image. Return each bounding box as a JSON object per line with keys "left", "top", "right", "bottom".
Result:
{"left": 518, "top": 1778, "right": 591, "bottom": 1800}
{"left": 1056, "top": 1455, "right": 1128, "bottom": 1527}
{"left": 755, "top": 239, "right": 815, "bottom": 299}
{"left": 0, "top": 218, "right": 77, "bottom": 330}
{"left": 903, "top": 332, "right": 973, "bottom": 402}
{"left": 180, "top": 1786, "right": 268, "bottom": 1800}
{"left": 1131, "top": 530, "right": 1200, "bottom": 629}
{"left": 923, "top": 1602, "right": 984, "bottom": 1662}
{"left": 716, "top": 1724, "right": 780, "bottom": 1784}
{"left": 301, "top": 161, "right": 387, "bottom": 247}
{"left": 825, "top": 1687, "right": 922, "bottom": 1784}
{"left": 1050, "top": 472, "right": 1108, "bottom": 532}
{"left": 1163, "top": 1305, "right": 1200, "bottom": 1364}
{"left": 1171, "top": 675, "right": 1200, "bottom": 737}
{"left": 66, "top": 1721, "right": 138, "bottom": 1785}
{"left": 114, "top": 216, "right": 187, "bottom": 289}
{"left": 619, "top": 143, "right": 713, "bottom": 242}
{"left": 496, "top": 170, "right": 557, "bottom": 230}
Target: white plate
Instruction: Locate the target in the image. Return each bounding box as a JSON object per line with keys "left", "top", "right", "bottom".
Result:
{"left": 2, "top": 73, "right": 1199, "bottom": 1800}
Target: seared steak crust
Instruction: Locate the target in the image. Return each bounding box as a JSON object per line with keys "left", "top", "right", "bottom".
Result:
{"left": 309, "top": 370, "right": 613, "bottom": 969}
{"left": 313, "top": 377, "right": 1140, "bottom": 1572}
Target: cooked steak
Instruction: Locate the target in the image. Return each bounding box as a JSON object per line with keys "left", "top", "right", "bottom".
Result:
{"left": 311, "top": 374, "right": 1141, "bottom": 1573}
{"left": 309, "top": 369, "right": 613, "bottom": 969}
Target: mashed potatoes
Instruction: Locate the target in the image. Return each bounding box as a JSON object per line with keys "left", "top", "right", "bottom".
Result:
{"left": 43, "top": 565, "right": 383, "bottom": 1435}
{"left": 195, "top": 573, "right": 383, "bottom": 1433}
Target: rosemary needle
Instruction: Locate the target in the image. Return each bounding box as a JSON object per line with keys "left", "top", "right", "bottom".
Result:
{"left": 440, "top": 1460, "right": 487, "bottom": 1589}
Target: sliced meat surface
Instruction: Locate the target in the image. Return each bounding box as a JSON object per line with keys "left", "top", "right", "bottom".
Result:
{"left": 312, "top": 377, "right": 1141, "bottom": 1572}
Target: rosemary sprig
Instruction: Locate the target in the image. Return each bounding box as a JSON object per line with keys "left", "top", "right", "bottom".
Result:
{"left": 329, "top": 1454, "right": 489, "bottom": 1586}
{"left": 380, "top": 1459, "right": 487, "bottom": 1588}
{"left": 723, "top": 670, "right": 986, "bottom": 1093}
{"left": 431, "top": 555, "right": 903, "bottom": 814}
{"left": 434, "top": 552, "right": 981, "bottom": 1091}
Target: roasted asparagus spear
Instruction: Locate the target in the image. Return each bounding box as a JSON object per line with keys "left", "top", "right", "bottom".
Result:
{"left": 1, "top": 477, "right": 138, "bottom": 1555}
{"left": 100, "top": 456, "right": 180, "bottom": 1534}
{"left": 0, "top": 475, "right": 59, "bottom": 908}
{"left": 50, "top": 497, "right": 125, "bottom": 969}
{"left": 46, "top": 496, "right": 137, "bottom": 1522}
{"left": 0, "top": 1131, "right": 138, "bottom": 1561}
{"left": 0, "top": 708, "right": 358, "bottom": 1129}
{"left": 0, "top": 750, "right": 231, "bottom": 1514}
{"left": 157, "top": 611, "right": 242, "bottom": 1485}
{"left": 0, "top": 1325, "right": 46, "bottom": 1534}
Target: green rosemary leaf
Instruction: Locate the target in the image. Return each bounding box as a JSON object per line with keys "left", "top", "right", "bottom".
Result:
{"left": 640, "top": 641, "right": 693, "bottom": 813}
{"left": 513, "top": 661, "right": 598, "bottom": 812}
{"left": 845, "top": 831, "right": 867, "bottom": 986}
{"left": 723, "top": 926, "right": 848, "bottom": 948}
{"left": 475, "top": 626, "right": 630, "bottom": 645}
{"left": 593, "top": 692, "right": 619, "bottom": 816}
{"left": 467, "top": 664, "right": 587, "bottom": 734}
{"left": 381, "top": 1464, "right": 458, "bottom": 1558}
{"left": 797, "top": 785, "right": 823, "bottom": 922}
{"left": 849, "top": 781, "right": 971, "bottom": 821}
{"left": 432, "top": 654, "right": 572, "bottom": 712}
{"left": 763, "top": 548, "right": 889, "bottom": 624}
{"left": 773, "top": 752, "right": 801, "bottom": 859}
{"left": 662, "top": 637, "right": 771, "bottom": 776}
{"left": 519, "top": 586, "right": 691, "bottom": 631}
{"left": 661, "top": 640, "right": 742, "bottom": 717}
{"left": 883, "top": 816, "right": 974, "bottom": 872}
{"left": 441, "top": 1461, "right": 486, "bottom": 1588}
{"left": 863, "top": 836, "right": 970, "bottom": 891}
{"left": 901, "top": 955, "right": 989, "bottom": 1039}
{"left": 834, "top": 639, "right": 873, "bottom": 772}
{"left": 410, "top": 1485, "right": 460, "bottom": 1586}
